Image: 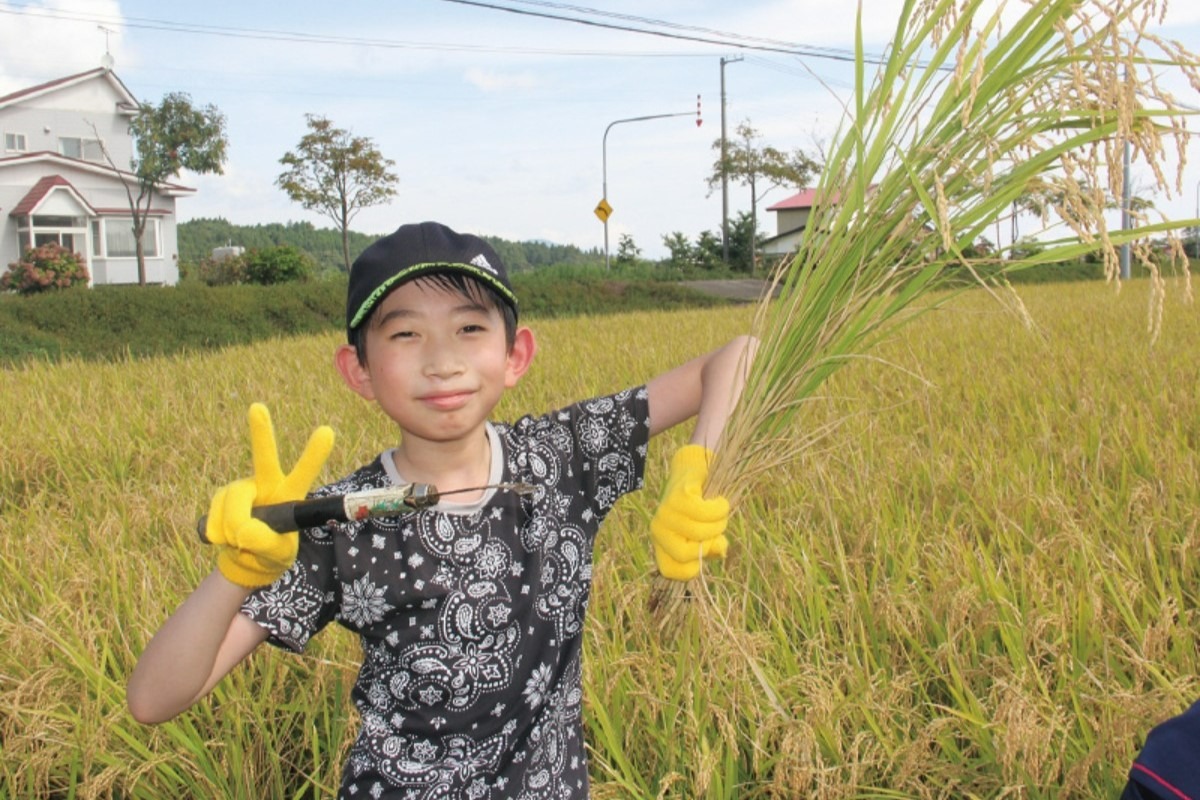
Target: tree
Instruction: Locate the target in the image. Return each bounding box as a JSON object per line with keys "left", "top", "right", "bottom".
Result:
{"left": 694, "top": 230, "right": 724, "bottom": 270}
{"left": 1008, "top": 175, "right": 1156, "bottom": 252}
{"left": 725, "top": 211, "right": 765, "bottom": 273}
{"left": 615, "top": 233, "right": 641, "bottom": 267}
{"left": 277, "top": 115, "right": 399, "bottom": 271}
{"left": 96, "top": 92, "right": 228, "bottom": 285}
{"left": 707, "top": 121, "right": 820, "bottom": 273}
{"left": 662, "top": 232, "right": 695, "bottom": 271}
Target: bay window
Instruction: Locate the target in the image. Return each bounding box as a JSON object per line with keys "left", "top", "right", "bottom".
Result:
{"left": 96, "top": 217, "right": 160, "bottom": 258}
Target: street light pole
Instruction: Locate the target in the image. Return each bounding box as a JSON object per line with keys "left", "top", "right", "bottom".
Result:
{"left": 720, "top": 56, "right": 742, "bottom": 267}
{"left": 601, "top": 101, "right": 701, "bottom": 270}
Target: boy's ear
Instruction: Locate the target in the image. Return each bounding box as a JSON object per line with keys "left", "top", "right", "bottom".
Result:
{"left": 505, "top": 326, "right": 537, "bottom": 387}
{"left": 334, "top": 343, "right": 375, "bottom": 400}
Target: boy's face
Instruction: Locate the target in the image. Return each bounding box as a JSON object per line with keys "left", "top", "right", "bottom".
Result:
{"left": 337, "top": 278, "right": 533, "bottom": 447}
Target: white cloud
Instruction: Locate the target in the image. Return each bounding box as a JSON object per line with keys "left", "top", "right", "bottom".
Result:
{"left": 464, "top": 68, "right": 539, "bottom": 93}
{"left": 0, "top": 0, "right": 130, "bottom": 95}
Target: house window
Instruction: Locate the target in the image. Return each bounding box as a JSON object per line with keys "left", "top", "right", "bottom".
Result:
{"left": 34, "top": 231, "right": 83, "bottom": 252}
{"left": 59, "top": 136, "right": 105, "bottom": 162}
{"left": 20, "top": 214, "right": 88, "bottom": 256}
{"left": 99, "top": 217, "right": 160, "bottom": 259}
{"left": 4, "top": 132, "right": 26, "bottom": 152}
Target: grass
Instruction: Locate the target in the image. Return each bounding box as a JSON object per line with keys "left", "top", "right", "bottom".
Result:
{"left": 1, "top": 279, "right": 1198, "bottom": 797}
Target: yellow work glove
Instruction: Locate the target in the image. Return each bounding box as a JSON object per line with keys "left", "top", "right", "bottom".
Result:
{"left": 206, "top": 403, "right": 334, "bottom": 588}
{"left": 649, "top": 444, "right": 730, "bottom": 581}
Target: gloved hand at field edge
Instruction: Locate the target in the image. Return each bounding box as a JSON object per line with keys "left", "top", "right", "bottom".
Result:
{"left": 650, "top": 444, "right": 730, "bottom": 581}
{"left": 206, "top": 403, "right": 334, "bottom": 588}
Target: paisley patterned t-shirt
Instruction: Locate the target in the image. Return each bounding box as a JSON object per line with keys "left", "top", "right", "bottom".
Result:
{"left": 241, "top": 387, "right": 650, "bottom": 800}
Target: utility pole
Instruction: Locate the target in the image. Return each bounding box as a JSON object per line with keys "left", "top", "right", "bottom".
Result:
{"left": 720, "top": 55, "right": 742, "bottom": 266}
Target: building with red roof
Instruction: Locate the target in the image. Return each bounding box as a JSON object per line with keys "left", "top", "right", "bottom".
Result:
{"left": 762, "top": 188, "right": 825, "bottom": 257}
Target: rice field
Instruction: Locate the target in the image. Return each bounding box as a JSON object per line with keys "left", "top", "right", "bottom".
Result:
{"left": 2, "top": 279, "right": 1198, "bottom": 798}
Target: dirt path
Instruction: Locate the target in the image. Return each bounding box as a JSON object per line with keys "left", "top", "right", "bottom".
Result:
{"left": 681, "top": 279, "right": 777, "bottom": 303}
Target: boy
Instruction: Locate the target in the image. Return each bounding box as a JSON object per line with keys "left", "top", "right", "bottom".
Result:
{"left": 128, "top": 221, "right": 754, "bottom": 799}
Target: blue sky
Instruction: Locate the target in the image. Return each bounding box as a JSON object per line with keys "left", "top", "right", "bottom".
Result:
{"left": 2, "top": 0, "right": 1197, "bottom": 259}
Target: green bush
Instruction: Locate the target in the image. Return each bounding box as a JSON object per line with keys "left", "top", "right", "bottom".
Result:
{"left": 0, "top": 281, "right": 346, "bottom": 363}
{"left": 1, "top": 243, "right": 90, "bottom": 294}
{"left": 193, "top": 245, "right": 315, "bottom": 286}
{"left": 244, "top": 245, "right": 315, "bottom": 285}
{"left": 0, "top": 273, "right": 723, "bottom": 365}
{"left": 193, "top": 253, "right": 248, "bottom": 286}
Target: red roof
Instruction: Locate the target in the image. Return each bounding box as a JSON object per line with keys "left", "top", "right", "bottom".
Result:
{"left": 767, "top": 185, "right": 874, "bottom": 211}
{"left": 767, "top": 188, "right": 823, "bottom": 211}
{"left": 9, "top": 175, "right": 98, "bottom": 217}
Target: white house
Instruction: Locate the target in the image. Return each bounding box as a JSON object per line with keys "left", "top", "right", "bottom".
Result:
{"left": 0, "top": 66, "right": 194, "bottom": 286}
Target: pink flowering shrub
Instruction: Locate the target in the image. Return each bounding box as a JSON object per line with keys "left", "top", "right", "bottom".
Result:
{"left": 1, "top": 244, "right": 89, "bottom": 294}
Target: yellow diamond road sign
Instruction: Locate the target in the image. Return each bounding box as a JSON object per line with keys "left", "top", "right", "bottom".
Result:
{"left": 594, "top": 198, "right": 613, "bottom": 222}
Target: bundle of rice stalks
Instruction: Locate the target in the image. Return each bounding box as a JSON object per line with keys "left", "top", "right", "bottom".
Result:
{"left": 657, "top": 0, "right": 1198, "bottom": 604}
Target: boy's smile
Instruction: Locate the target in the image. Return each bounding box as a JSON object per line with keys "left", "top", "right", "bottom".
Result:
{"left": 419, "top": 390, "right": 473, "bottom": 411}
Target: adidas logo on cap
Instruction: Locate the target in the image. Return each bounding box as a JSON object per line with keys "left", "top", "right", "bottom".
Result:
{"left": 470, "top": 253, "right": 496, "bottom": 274}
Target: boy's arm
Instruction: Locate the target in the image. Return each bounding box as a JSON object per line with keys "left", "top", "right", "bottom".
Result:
{"left": 127, "top": 403, "right": 333, "bottom": 723}
{"left": 645, "top": 334, "right": 757, "bottom": 443}
{"left": 127, "top": 572, "right": 268, "bottom": 723}
{"left": 644, "top": 335, "right": 757, "bottom": 580}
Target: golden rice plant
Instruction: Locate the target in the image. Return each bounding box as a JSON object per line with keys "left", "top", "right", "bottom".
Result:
{"left": 646, "top": 0, "right": 1200, "bottom": 763}
{"left": 3, "top": 291, "right": 1200, "bottom": 796}
{"left": 708, "top": 0, "right": 1197, "bottom": 508}
{"left": 592, "top": 281, "right": 1200, "bottom": 797}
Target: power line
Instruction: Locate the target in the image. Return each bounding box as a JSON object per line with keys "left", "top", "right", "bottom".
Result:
{"left": 0, "top": 0, "right": 927, "bottom": 73}
{"left": 441, "top": 0, "right": 959, "bottom": 73}
{"left": 745, "top": 55, "right": 855, "bottom": 91}
{"left": 0, "top": 1, "right": 707, "bottom": 59}
{"left": 438, "top": 0, "right": 896, "bottom": 65}
{"left": 497, "top": 0, "right": 867, "bottom": 58}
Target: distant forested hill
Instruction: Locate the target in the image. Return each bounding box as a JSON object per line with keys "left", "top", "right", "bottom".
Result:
{"left": 178, "top": 218, "right": 603, "bottom": 275}
{"left": 177, "top": 218, "right": 376, "bottom": 274}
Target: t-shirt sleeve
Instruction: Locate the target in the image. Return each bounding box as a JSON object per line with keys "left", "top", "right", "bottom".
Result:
{"left": 239, "top": 521, "right": 341, "bottom": 653}
{"left": 560, "top": 385, "right": 651, "bottom": 520}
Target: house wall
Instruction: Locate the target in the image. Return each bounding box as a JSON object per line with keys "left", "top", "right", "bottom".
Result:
{"left": 774, "top": 207, "right": 811, "bottom": 235}
{"left": 761, "top": 229, "right": 806, "bottom": 256}
{"left": 0, "top": 160, "right": 51, "bottom": 267}
{"left": 1, "top": 79, "right": 134, "bottom": 166}
{"left": 89, "top": 207, "right": 180, "bottom": 285}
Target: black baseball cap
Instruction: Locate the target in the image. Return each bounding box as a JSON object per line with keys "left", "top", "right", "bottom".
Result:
{"left": 346, "top": 221, "right": 518, "bottom": 340}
